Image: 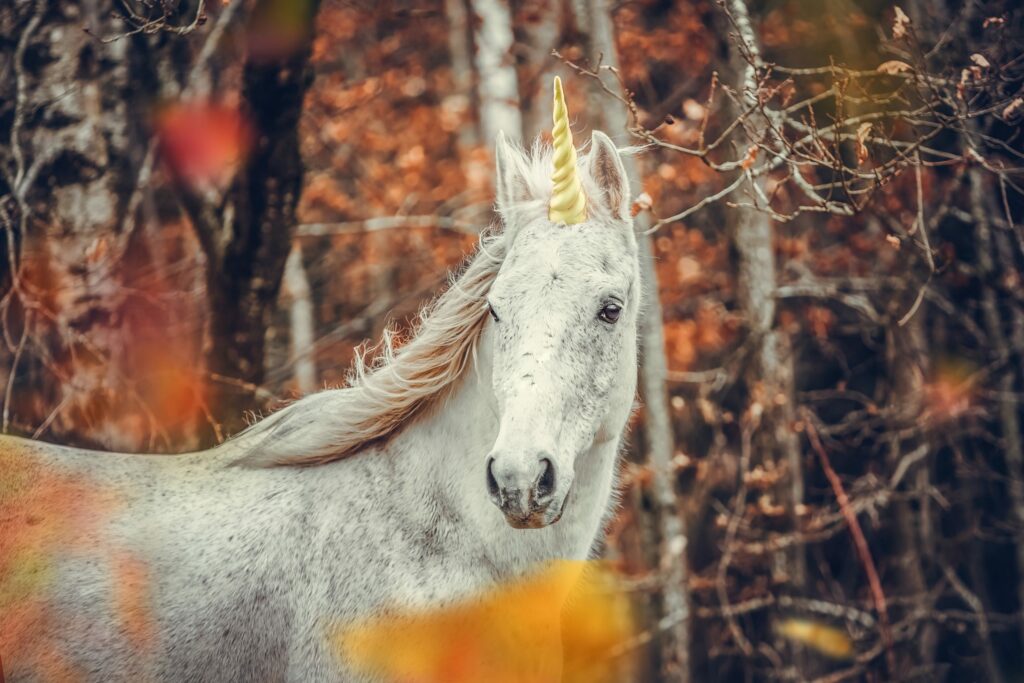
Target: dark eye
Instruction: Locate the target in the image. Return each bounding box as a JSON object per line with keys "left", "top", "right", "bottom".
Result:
{"left": 488, "top": 301, "right": 500, "bottom": 323}
{"left": 599, "top": 302, "right": 622, "bottom": 324}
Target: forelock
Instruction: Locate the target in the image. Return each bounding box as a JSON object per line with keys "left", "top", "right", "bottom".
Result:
{"left": 496, "top": 137, "right": 635, "bottom": 229}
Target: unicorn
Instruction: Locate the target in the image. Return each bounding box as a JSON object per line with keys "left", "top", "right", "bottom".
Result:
{"left": 0, "top": 77, "right": 641, "bottom": 682}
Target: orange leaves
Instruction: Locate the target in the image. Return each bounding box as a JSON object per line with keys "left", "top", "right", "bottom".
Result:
{"left": 614, "top": 1, "right": 714, "bottom": 85}
{"left": 663, "top": 303, "right": 734, "bottom": 372}
{"left": 157, "top": 102, "right": 250, "bottom": 188}
{"left": 303, "top": 173, "right": 356, "bottom": 216}
{"left": 739, "top": 145, "right": 759, "bottom": 171}
{"left": 335, "top": 561, "right": 635, "bottom": 683}
{"left": 804, "top": 306, "right": 835, "bottom": 340}
{"left": 0, "top": 448, "right": 161, "bottom": 681}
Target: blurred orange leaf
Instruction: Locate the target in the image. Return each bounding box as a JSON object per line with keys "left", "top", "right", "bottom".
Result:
{"left": 777, "top": 618, "right": 854, "bottom": 660}
{"left": 157, "top": 102, "right": 250, "bottom": 188}
{"left": 334, "top": 561, "right": 634, "bottom": 683}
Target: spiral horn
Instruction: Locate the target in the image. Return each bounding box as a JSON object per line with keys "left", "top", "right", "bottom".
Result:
{"left": 548, "top": 77, "right": 587, "bottom": 225}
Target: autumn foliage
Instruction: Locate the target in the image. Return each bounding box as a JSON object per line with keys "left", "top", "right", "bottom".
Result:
{"left": 2, "top": 0, "right": 1024, "bottom": 681}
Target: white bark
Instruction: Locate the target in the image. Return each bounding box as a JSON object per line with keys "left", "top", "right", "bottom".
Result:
{"left": 5, "top": 2, "right": 138, "bottom": 449}
{"left": 445, "top": 0, "right": 479, "bottom": 148}
{"left": 516, "top": 0, "right": 561, "bottom": 140}
{"left": 283, "top": 244, "right": 317, "bottom": 395}
{"left": 470, "top": 0, "right": 522, "bottom": 144}
{"left": 726, "top": 0, "right": 804, "bottom": 555}
{"left": 723, "top": 1, "right": 807, "bottom": 674}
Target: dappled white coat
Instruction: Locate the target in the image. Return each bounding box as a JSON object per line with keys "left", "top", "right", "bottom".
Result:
{"left": 0, "top": 131, "right": 641, "bottom": 682}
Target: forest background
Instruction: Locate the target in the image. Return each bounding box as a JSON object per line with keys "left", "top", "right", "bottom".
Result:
{"left": 2, "top": 0, "right": 1024, "bottom": 680}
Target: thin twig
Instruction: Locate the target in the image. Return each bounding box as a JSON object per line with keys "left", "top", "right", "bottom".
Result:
{"left": 898, "top": 153, "right": 935, "bottom": 326}
{"left": 802, "top": 409, "right": 896, "bottom": 675}
{"left": 2, "top": 311, "right": 31, "bottom": 433}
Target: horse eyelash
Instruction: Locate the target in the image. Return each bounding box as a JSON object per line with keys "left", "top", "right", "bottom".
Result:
{"left": 487, "top": 301, "right": 500, "bottom": 323}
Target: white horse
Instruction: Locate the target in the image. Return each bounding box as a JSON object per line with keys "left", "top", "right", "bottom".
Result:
{"left": 0, "top": 84, "right": 641, "bottom": 682}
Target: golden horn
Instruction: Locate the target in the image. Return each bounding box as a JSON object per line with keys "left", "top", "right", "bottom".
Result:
{"left": 549, "top": 77, "right": 587, "bottom": 224}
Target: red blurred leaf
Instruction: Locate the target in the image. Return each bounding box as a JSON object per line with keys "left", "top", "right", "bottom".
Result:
{"left": 157, "top": 102, "right": 250, "bottom": 187}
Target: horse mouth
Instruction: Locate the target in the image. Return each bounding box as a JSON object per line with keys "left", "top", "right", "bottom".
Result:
{"left": 501, "top": 496, "right": 566, "bottom": 529}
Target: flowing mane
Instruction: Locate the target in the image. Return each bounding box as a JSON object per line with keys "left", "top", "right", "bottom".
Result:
{"left": 231, "top": 141, "right": 571, "bottom": 467}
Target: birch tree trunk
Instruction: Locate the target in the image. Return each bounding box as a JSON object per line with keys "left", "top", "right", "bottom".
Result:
{"left": 0, "top": 1, "right": 167, "bottom": 449}
{"left": 513, "top": 0, "right": 561, "bottom": 141}
{"left": 283, "top": 243, "right": 317, "bottom": 395}
{"left": 470, "top": 0, "right": 522, "bottom": 144}
{"left": 445, "top": 0, "right": 480, "bottom": 149}
{"left": 576, "top": 1, "right": 691, "bottom": 680}
{"left": 721, "top": 0, "right": 807, "bottom": 674}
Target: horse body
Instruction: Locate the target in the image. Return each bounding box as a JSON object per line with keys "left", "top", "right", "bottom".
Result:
{"left": 1, "top": 127, "right": 640, "bottom": 682}
{"left": 2, "top": 333, "right": 621, "bottom": 681}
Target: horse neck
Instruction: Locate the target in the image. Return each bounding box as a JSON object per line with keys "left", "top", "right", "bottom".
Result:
{"left": 389, "top": 326, "right": 621, "bottom": 577}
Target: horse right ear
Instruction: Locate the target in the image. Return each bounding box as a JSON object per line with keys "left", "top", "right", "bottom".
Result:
{"left": 494, "top": 131, "right": 531, "bottom": 212}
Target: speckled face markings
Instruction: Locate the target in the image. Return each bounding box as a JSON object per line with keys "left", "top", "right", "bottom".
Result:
{"left": 485, "top": 209, "right": 639, "bottom": 528}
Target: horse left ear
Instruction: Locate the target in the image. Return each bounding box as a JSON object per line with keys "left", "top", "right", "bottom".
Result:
{"left": 587, "top": 131, "right": 631, "bottom": 221}
{"left": 494, "top": 131, "right": 532, "bottom": 212}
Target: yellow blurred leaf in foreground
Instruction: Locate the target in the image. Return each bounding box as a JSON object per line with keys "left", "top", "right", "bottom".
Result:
{"left": 776, "top": 618, "right": 855, "bottom": 660}
{"left": 334, "top": 560, "right": 635, "bottom": 683}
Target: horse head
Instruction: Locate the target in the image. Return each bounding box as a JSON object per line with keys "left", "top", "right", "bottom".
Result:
{"left": 483, "top": 78, "right": 640, "bottom": 529}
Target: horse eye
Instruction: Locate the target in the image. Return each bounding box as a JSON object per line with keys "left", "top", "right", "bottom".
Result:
{"left": 488, "top": 302, "right": 500, "bottom": 323}
{"left": 599, "top": 303, "right": 621, "bottom": 324}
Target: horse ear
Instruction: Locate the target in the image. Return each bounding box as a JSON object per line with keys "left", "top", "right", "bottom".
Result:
{"left": 587, "top": 131, "right": 631, "bottom": 220}
{"left": 494, "top": 131, "right": 531, "bottom": 212}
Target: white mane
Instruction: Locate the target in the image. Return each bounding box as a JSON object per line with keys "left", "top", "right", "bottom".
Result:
{"left": 231, "top": 139, "right": 608, "bottom": 468}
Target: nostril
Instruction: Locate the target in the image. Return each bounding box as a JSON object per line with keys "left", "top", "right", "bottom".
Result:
{"left": 486, "top": 457, "right": 500, "bottom": 503}
{"left": 536, "top": 458, "right": 555, "bottom": 500}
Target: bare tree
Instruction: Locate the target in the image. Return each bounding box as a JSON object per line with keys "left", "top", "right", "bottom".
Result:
{"left": 513, "top": 0, "right": 561, "bottom": 140}
{"left": 174, "top": 0, "right": 322, "bottom": 437}
{"left": 283, "top": 243, "right": 317, "bottom": 395}
{"left": 445, "top": 0, "right": 480, "bottom": 149}
{"left": 471, "top": 0, "right": 522, "bottom": 143}
{"left": 573, "top": 1, "right": 692, "bottom": 680}
{"left": 0, "top": 1, "right": 206, "bottom": 449}
{"left": 720, "top": 1, "right": 807, "bottom": 672}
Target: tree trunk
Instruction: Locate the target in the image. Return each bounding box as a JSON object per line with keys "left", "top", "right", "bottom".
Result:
{"left": 720, "top": 0, "right": 807, "bottom": 674}
{"left": 0, "top": 1, "right": 168, "bottom": 449}
{"left": 283, "top": 243, "right": 317, "bottom": 395}
{"left": 576, "top": 1, "right": 691, "bottom": 680}
{"left": 971, "top": 163, "right": 1024, "bottom": 654}
{"left": 512, "top": 0, "right": 561, "bottom": 141}
{"left": 445, "top": 0, "right": 480, "bottom": 149}
{"left": 885, "top": 314, "right": 937, "bottom": 675}
{"left": 177, "top": 0, "right": 322, "bottom": 439}
{"left": 470, "top": 0, "right": 522, "bottom": 144}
